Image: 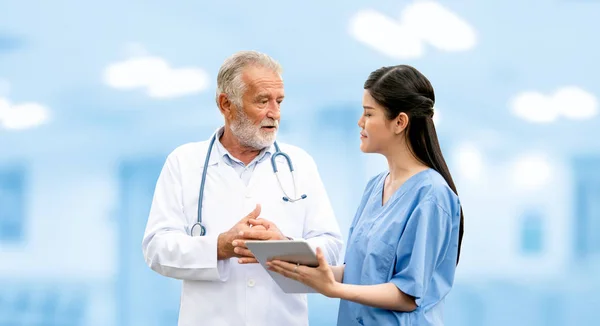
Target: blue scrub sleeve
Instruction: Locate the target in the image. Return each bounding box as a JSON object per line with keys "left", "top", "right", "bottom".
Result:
{"left": 389, "top": 198, "right": 452, "bottom": 306}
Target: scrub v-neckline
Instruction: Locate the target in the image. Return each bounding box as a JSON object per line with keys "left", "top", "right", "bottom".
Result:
{"left": 378, "top": 169, "right": 432, "bottom": 208}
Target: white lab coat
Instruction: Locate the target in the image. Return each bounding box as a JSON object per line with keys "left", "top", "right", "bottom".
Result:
{"left": 142, "top": 129, "right": 343, "bottom": 326}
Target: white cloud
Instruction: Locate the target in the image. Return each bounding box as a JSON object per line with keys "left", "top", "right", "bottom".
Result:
{"left": 554, "top": 87, "right": 597, "bottom": 120}
{"left": 455, "top": 143, "right": 483, "bottom": 181}
{"left": 350, "top": 10, "right": 423, "bottom": 59}
{"left": 349, "top": 1, "right": 476, "bottom": 59}
{"left": 510, "top": 86, "right": 598, "bottom": 123}
{"left": 511, "top": 154, "right": 552, "bottom": 190}
{"left": 103, "top": 53, "right": 210, "bottom": 99}
{"left": 402, "top": 1, "right": 476, "bottom": 52}
{"left": 0, "top": 97, "right": 50, "bottom": 130}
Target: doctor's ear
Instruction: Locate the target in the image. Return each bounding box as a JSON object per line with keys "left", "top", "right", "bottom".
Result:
{"left": 217, "top": 93, "right": 234, "bottom": 119}
{"left": 393, "top": 112, "right": 409, "bottom": 134}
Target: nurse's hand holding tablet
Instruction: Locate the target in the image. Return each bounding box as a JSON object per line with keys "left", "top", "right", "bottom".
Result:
{"left": 267, "top": 247, "right": 340, "bottom": 296}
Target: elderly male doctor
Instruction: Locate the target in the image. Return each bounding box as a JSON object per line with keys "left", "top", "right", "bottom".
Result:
{"left": 141, "top": 50, "right": 343, "bottom": 326}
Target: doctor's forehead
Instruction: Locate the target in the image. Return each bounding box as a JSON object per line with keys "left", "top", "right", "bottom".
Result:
{"left": 244, "top": 79, "right": 284, "bottom": 100}
{"left": 243, "top": 66, "right": 283, "bottom": 86}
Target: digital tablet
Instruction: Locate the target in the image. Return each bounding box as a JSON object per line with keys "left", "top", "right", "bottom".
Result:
{"left": 245, "top": 240, "right": 319, "bottom": 293}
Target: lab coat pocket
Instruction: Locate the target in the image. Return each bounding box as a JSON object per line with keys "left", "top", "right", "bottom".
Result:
{"left": 362, "top": 238, "right": 396, "bottom": 284}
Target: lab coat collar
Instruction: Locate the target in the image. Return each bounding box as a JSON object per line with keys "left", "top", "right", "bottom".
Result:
{"left": 206, "top": 126, "right": 277, "bottom": 166}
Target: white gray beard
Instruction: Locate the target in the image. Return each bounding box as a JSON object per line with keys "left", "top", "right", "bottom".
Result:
{"left": 229, "top": 110, "right": 277, "bottom": 150}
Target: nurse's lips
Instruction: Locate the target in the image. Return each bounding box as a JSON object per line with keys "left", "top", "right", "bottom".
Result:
{"left": 360, "top": 132, "right": 367, "bottom": 138}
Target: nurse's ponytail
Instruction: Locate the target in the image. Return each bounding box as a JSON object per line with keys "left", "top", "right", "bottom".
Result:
{"left": 364, "top": 65, "right": 464, "bottom": 265}
{"left": 407, "top": 110, "right": 464, "bottom": 265}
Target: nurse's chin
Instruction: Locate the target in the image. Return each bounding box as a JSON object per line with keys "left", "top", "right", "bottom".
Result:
{"left": 359, "top": 144, "right": 374, "bottom": 153}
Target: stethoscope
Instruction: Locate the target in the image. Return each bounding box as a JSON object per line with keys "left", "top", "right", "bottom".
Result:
{"left": 190, "top": 134, "right": 307, "bottom": 237}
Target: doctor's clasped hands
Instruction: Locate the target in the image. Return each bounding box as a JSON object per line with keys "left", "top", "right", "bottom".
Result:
{"left": 229, "top": 206, "right": 290, "bottom": 264}
{"left": 216, "top": 204, "right": 265, "bottom": 263}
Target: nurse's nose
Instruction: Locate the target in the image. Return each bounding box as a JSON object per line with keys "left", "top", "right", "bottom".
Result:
{"left": 358, "top": 115, "right": 365, "bottom": 128}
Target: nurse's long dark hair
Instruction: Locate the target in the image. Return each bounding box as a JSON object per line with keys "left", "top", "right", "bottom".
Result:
{"left": 364, "top": 65, "right": 464, "bottom": 265}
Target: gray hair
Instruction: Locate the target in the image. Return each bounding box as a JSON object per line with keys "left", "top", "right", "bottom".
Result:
{"left": 215, "top": 50, "right": 283, "bottom": 109}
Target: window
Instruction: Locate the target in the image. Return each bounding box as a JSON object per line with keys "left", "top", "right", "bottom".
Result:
{"left": 573, "top": 156, "right": 600, "bottom": 259}
{"left": 0, "top": 164, "right": 26, "bottom": 243}
{"left": 116, "top": 156, "right": 180, "bottom": 326}
{"left": 0, "top": 284, "right": 88, "bottom": 325}
{"left": 519, "top": 209, "right": 544, "bottom": 255}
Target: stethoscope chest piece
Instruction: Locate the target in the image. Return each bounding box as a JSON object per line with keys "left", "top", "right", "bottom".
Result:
{"left": 191, "top": 222, "right": 206, "bottom": 237}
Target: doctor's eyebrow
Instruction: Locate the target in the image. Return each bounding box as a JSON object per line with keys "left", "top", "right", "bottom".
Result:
{"left": 255, "top": 93, "right": 285, "bottom": 101}
{"left": 255, "top": 93, "right": 270, "bottom": 101}
{"left": 363, "top": 106, "right": 375, "bottom": 110}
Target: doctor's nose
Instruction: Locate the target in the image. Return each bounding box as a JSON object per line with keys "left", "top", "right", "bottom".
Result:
{"left": 266, "top": 103, "right": 281, "bottom": 120}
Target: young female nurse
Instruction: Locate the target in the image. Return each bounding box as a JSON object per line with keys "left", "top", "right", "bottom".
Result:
{"left": 266, "top": 65, "right": 464, "bottom": 326}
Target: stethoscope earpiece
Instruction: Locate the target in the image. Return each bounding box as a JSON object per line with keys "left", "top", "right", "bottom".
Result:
{"left": 282, "top": 194, "right": 307, "bottom": 203}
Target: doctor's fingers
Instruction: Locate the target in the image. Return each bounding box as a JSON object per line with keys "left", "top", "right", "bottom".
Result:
{"left": 238, "top": 230, "right": 272, "bottom": 240}
{"left": 233, "top": 247, "right": 255, "bottom": 258}
{"left": 237, "top": 257, "right": 258, "bottom": 264}
{"left": 231, "top": 238, "right": 266, "bottom": 249}
{"left": 248, "top": 218, "right": 275, "bottom": 229}
{"left": 239, "top": 204, "right": 262, "bottom": 223}
{"left": 249, "top": 224, "right": 267, "bottom": 231}
{"left": 231, "top": 239, "right": 247, "bottom": 248}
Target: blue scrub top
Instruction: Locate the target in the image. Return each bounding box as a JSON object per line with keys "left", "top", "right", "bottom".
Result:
{"left": 337, "top": 168, "right": 461, "bottom": 326}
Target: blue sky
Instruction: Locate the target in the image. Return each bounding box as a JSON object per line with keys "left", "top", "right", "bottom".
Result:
{"left": 0, "top": 0, "right": 598, "bottom": 154}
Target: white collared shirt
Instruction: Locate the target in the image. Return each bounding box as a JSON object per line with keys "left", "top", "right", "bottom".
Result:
{"left": 141, "top": 128, "right": 343, "bottom": 326}
{"left": 213, "top": 127, "right": 272, "bottom": 186}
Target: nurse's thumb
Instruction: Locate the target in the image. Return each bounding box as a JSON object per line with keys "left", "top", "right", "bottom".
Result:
{"left": 316, "top": 247, "right": 328, "bottom": 268}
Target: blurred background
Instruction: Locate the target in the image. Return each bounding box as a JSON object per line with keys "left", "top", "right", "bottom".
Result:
{"left": 1, "top": 0, "right": 599, "bottom": 325}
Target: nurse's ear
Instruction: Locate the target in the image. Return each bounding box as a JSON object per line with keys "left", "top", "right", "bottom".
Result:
{"left": 393, "top": 112, "right": 409, "bottom": 135}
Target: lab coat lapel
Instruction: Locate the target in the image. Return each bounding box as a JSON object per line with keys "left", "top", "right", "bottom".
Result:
{"left": 247, "top": 154, "right": 306, "bottom": 239}
{"left": 245, "top": 155, "right": 271, "bottom": 194}
{"left": 196, "top": 158, "right": 248, "bottom": 237}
